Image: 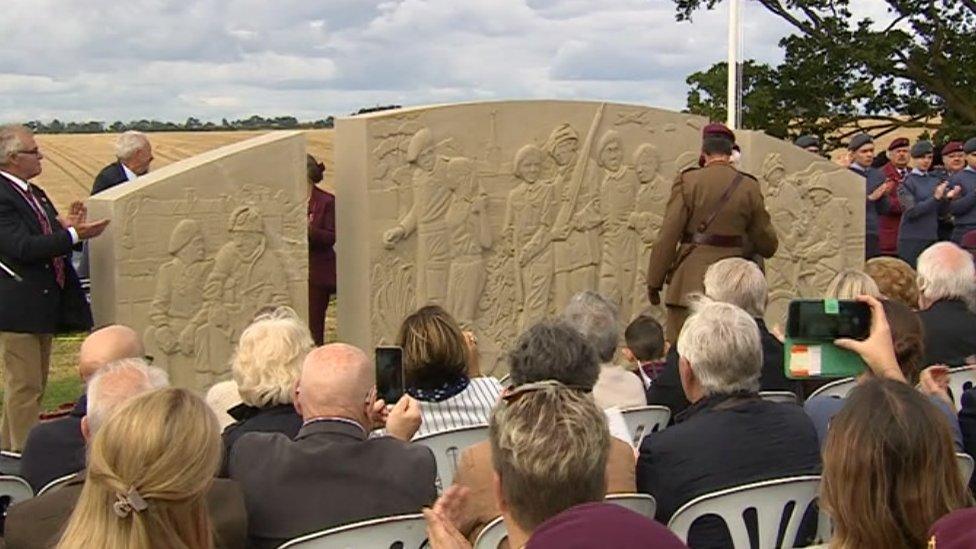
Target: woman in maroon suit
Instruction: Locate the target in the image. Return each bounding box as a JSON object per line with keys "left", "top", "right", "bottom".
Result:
{"left": 307, "top": 155, "right": 336, "bottom": 345}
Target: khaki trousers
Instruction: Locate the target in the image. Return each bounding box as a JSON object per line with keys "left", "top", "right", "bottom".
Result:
{"left": 0, "top": 332, "right": 53, "bottom": 451}
{"left": 664, "top": 305, "right": 690, "bottom": 345}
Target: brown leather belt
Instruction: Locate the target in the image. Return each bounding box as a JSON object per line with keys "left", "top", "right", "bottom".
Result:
{"left": 682, "top": 232, "right": 743, "bottom": 248}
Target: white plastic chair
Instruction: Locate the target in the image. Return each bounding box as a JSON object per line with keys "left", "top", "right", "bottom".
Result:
{"left": 805, "top": 378, "right": 856, "bottom": 401}
{"left": 277, "top": 513, "right": 427, "bottom": 549}
{"left": 620, "top": 406, "right": 671, "bottom": 447}
{"left": 37, "top": 472, "right": 78, "bottom": 496}
{"left": 947, "top": 366, "right": 976, "bottom": 412}
{"left": 0, "top": 475, "right": 33, "bottom": 531}
{"left": 668, "top": 475, "right": 821, "bottom": 549}
{"left": 758, "top": 391, "right": 799, "bottom": 405}
{"left": 413, "top": 424, "right": 489, "bottom": 490}
{"left": 957, "top": 452, "right": 975, "bottom": 485}
{"left": 605, "top": 493, "right": 657, "bottom": 519}
{"left": 473, "top": 516, "right": 507, "bottom": 549}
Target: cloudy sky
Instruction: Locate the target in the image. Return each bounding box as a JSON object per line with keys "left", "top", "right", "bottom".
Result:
{"left": 0, "top": 0, "right": 797, "bottom": 123}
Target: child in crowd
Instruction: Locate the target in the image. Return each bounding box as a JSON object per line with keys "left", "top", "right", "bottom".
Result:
{"left": 623, "top": 315, "right": 668, "bottom": 390}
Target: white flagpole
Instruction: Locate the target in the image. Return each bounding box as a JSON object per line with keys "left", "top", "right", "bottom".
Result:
{"left": 726, "top": 0, "right": 741, "bottom": 129}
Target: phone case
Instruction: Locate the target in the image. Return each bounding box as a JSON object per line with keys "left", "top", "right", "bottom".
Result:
{"left": 784, "top": 338, "right": 867, "bottom": 379}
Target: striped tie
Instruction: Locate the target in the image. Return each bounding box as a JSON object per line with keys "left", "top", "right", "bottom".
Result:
{"left": 23, "top": 186, "right": 66, "bottom": 288}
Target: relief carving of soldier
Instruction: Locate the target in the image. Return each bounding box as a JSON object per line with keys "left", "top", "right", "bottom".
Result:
{"left": 444, "top": 157, "right": 492, "bottom": 328}
{"left": 595, "top": 130, "right": 639, "bottom": 320}
{"left": 630, "top": 144, "right": 668, "bottom": 316}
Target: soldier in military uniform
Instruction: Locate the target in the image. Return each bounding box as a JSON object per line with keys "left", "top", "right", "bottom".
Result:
{"left": 646, "top": 125, "right": 779, "bottom": 342}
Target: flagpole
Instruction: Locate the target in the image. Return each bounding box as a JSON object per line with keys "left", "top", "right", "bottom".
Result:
{"left": 726, "top": 0, "right": 741, "bottom": 129}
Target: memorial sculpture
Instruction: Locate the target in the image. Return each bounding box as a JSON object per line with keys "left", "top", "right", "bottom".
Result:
{"left": 335, "top": 100, "right": 865, "bottom": 374}
{"left": 87, "top": 132, "right": 308, "bottom": 392}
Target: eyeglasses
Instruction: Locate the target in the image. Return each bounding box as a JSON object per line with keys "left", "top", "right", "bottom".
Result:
{"left": 16, "top": 149, "right": 41, "bottom": 156}
{"left": 501, "top": 380, "right": 588, "bottom": 403}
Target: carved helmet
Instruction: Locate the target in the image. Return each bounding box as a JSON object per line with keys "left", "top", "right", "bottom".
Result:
{"left": 168, "top": 219, "right": 202, "bottom": 254}
{"left": 406, "top": 128, "right": 433, "bottom": 163}
{"left": 228, "top": 206, "right": 263, "bottom": 233}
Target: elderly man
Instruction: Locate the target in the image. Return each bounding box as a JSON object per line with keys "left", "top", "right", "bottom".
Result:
{"left": 562, "top": 291, "right": 645, "bottom": 409}
{"left": 637, "top": 301, "right": 820, "bottom": 547}
{"left": 877, "top": 137, "right": 912, "bottom": 256}
{"left": 0, "top": 125, "right": 109, "bottom": 451}
{"left": 20, "top": 325, "right": 144, "bottom": 491}
{"left": 916, "top": 242, "right": 976, "bottom": 366}
{"left": 452, "top": 320, "right": 638, "bottom": 543}
{"left": 91, "top": 131, "right": 153, "bottom": 195}
{"left": 228, "top": 343, "right": 436, "bottom": 549}
{"left": 5, "top": 358, "right": 246, "bottom": 549}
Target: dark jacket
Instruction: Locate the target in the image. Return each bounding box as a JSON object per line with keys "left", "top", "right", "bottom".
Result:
{"left": 950, "top": 166, "right": 976, "bottom": 239}
{"left": 897, "top": 169, "right": 949, "bottom": 242}
{"left": 90, "top": 162, "right": 128, "bottom": 196}
{"left": 918, "top": 300, "right": 976, "bottom": 367}
{"left": 0, "top": 174, "right": 91, "bottom": 334}
{"left": 645, "top": 320, "right": 797, "bottom": 417}
{"left": 4, "top": 472, "right": 248, "bottom": 549}
{"left": 849, "top": 164, "right": 887, "bottom": 235}
{"left": 637, "top": 393, "right": 821, "bottom": 548}
{"left": 878, "top": 162, "right": 907, "bottom": 255}
{"left": 308, "top": 187, "right": 336, "bottom": 291}
{"left": 228, "top": 419, "right": 437, "bottom": 549}
{"left": 20, "top": 395, "right": 87, "bottom": 492}
{"left": 220, "top": 403, "right": 302, "bottom": 476}
{"left": 958, "top": 389, "right": 976, "bottom": 490}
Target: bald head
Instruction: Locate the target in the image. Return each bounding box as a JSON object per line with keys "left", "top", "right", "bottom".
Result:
{"left": 297, "top": 344, "right": 373, "bottom": 422}
{"left": 78, "top": 325, "right": 145, "bottom": 382}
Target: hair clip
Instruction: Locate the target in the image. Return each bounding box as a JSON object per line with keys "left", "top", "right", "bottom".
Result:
{"left": 112, "top": 487, "right": 148, "bottom": 518}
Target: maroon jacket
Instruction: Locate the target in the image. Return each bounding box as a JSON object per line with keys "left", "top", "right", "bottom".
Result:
{"left": 308, "top": 187, "right": 336, "bottom": 291}
{"left": 878, "top": 162, "right": 907, "bottom": 255}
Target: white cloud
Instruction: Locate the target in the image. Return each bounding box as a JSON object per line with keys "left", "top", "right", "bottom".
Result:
{"left": 0, "top": 0, "right": 791, "bottom": 122}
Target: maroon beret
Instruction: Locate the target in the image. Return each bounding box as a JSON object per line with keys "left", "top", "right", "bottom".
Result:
{"left": 887, "top": 137, "right": 910, "bottom": 151}
{"left": 942, "top": 141, "right": 965, "bottom": 156}
{"left": 702, "top": 123, "right": 735, "bottom": 143}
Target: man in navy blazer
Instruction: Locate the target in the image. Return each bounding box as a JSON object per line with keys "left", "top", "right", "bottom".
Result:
{"left": 0, "top": 125, "right": 109, "bottom": 450}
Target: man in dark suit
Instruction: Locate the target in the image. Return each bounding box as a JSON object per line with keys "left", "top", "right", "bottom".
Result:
{"left": 20, "top": 325, "right": 144, "bottom": 491}
{"left": 229, "top": 344, "right": 436, "bottom": 549}
{"left": 90, "top": 131, "right": 153, "bottom": 196}
{"left": 637, "top": 302, "right": 821, "bottom": 548}
{"left": 647, "top": 125, "right": 778, "bottom": 343}
{"left": 916, "top": 242, "right": 976, "bottom": 366}
{"left": 0, "top": 125, "right": 109, "bottom": 451}
{"left": 307, "top": 154, "right": 336, "bottom": 346}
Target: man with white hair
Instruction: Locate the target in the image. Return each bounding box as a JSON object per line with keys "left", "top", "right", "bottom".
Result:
{"left": 636, "top": 301, "right": 820, "bottom": 547}
{"left": 5, "top": 358, "right": 249, "bottom": 549}
{"left": 916, "top": 241, "right": 976, "bottom": 366}
{"left": 20, "top": 325, "right": 144, "bottom": 491}
{"left": 0, "top": 124, "right": 109, "bottom": 452}
{"left": 91, "top": 131, "right": 153, "bottom": 195}
{"left": 229, "top": 343, "right": 437, "bottom": 549}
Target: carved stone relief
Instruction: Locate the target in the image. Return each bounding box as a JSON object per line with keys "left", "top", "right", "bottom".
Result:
{"left": 87, "top": 132, "right": 309, "bottom": 392}
{"left": 336, "top": 102, "right": 864, "bottom": 374}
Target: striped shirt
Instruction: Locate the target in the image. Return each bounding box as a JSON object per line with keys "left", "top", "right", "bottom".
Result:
{"left": 415, "top": 376, "right": 503, "bottom": 437}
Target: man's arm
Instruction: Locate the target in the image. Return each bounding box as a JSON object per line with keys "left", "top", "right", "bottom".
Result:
{"left": 645, "top": 175, "right": 689, "bottom": 291}
{"left": 308, "top": 199, "right": 336, "bottom": 251}
{"left": 746, "top": 183, "right": 779, "bottom": 258}
{"left": 0, "top": 199, "right": 74, "bottom": 263}
{"left": 950, "top": 175, "right": 976, "bottom": 216}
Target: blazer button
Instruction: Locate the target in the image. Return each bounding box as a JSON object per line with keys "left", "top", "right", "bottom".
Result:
{"left": 44, "top": 264, "right": 49, "bottom": 269}
{"left": 43, "top": 289, "right": 50, "bottom": 295}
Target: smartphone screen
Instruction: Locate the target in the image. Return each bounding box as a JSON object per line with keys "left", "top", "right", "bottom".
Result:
{"left": 786, "top": 300, "right": 871, "bottom": 341}
{"left": 375, "top": 346, "right": 405, "bottom": 404}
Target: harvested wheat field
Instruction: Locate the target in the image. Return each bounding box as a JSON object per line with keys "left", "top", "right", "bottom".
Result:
{"left": 35, "top": 129, "right": 334, "bottom": 212}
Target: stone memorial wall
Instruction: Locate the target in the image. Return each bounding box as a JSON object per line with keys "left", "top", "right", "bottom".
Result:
{"left": 87, "top": 131, "right": 309, "bottom": 392}
{"left": 337, "top": 101, "right": 865, "bottom": 375}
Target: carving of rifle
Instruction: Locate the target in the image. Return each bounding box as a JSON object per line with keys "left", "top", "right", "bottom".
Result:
{"left": 553, "top": 103, "right": 606, "bottom": 234}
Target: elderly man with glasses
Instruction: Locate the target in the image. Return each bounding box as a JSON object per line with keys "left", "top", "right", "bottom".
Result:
{"left": 0, "top": 124, "right": 109, "bottom": 451}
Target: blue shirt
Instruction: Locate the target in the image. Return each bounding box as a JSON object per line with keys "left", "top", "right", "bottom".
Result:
{"left": 898, "top": 168, "right": 948, "bottom": 241}
{"left": 950, "top": 166, "right": 976, "bottom": 229}
{"left": 849, "top": 164, "right": 886, "bottom": 234}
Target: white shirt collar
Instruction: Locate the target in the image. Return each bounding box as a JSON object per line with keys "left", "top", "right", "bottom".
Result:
{"left": 0, "top": 170, "right": 29, "bottom": 192}
{"left": 120, "top": 162, "right": 137, "bottom": 182}
{"left": 911, "top": 168, "right": 926, "bottom": 176}
{"left": 966, "top": 166, "right": 976, "bottom": 174}
{"left": 850, "top": 163, "right": 867, "bottom": 172}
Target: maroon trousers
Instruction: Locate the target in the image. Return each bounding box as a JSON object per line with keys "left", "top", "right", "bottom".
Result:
{"left": 309, "top": 285, "right": 333, "bottom": 346}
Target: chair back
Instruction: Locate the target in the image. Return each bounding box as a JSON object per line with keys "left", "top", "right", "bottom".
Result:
{"left": 413, "top": 424, "right": 489, "bottom": 489}
{"left": 277, "top": 513, "right": 427, "bottom": 549}
{"left": 668, "top": 475, "right": 821, "bottom": 549}
{"left": 473, "top": 516, "right": 507, "bottom": 549}
{"left": 947, "top": 366, "right": 976, "bottom": 412}
{"left": 37, "top": 472, "right": 78, "bottom": 496}
{"left": 605, "top": 493, "right": 656, "bottom": 519}
{"left": 758, "top": 391, "right": 798, "bottom": 405}
{"left": 957, "top": 452, "right": 975, "bottom": 485}
{"left": 805, "top": 378, "right": 856, "bottom": 401}
{"left": 0, "top": 475, "right": 33, "bottom": 535}
{"left": 620, "top": 406, "right": 671, "bottom": 447}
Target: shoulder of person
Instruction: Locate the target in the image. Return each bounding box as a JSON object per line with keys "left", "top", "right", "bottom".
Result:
{"left": 735, "top": 169, "right": 760, "bottom": 183}
{"left": 228, "top": 430, "right": 292, "bottom": 457}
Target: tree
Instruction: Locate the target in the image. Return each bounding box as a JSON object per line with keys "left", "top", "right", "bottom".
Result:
{"left": 675, "top": 0, "right": 976, "bottom": 144}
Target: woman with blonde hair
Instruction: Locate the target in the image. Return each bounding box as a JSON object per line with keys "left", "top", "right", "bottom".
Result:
{"left": 397, "top": 305, "right": 502, "bottom": 437}
{"left": 57, "top": 388, "right": 223, "bottom": 549}
{"left": 824, "top": 269, "right": 881, "bottom": 300}
{"left": 220, "top": 306, "right": 314, "bottom": 473}
{"left": 819, "top": 378, "right": 971, "bottom": 548}
{"left": 864, "top": 256, "right": 920, "bottom": 309}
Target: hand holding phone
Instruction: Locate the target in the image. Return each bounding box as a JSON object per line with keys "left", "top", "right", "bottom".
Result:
{"left": 833, "top": 295, "right": 904, "bottom": 382}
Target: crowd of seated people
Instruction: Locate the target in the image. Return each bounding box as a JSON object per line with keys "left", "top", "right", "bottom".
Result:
{"left": 6, "top": 239, "right": 976, "bottom": 548}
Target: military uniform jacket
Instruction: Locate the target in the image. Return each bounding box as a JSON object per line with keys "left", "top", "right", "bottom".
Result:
{"left": 646, "top": 161, "right": 778, "bottom": 307}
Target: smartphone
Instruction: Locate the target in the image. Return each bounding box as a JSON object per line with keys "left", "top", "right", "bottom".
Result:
{"left": 786, "top": 300, "right": 871, "bottom": 341}
{"left": 375, "top": 346, "right": 405, "bottom": 404}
